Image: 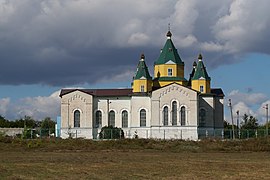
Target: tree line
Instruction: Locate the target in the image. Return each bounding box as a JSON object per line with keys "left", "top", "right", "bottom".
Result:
{"left": 224, "top": 113, "right": 269, "bottom": 130}
{"left": 0, "top": 115, "right": 55, "bottom": 130}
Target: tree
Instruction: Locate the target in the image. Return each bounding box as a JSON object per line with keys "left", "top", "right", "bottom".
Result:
{"left": 240, "top": 114, "right": 259, "bottom": 138}
{"left": 0, "top": 115, "right": 10, "bottom": 127}
{"left": 223, "top": 120, "right": 237, "bottom": 130}
{"left": 241, "top": 114, "right": 258, "bottom": 130}
{"left": 40, "top": 117, "right": 56, "bottom": 136}
{"left": 99, "top": 126, "right": 124, "bottom": 139}
{"left": 223, "top": 120, "right": 235, "bottom": 129}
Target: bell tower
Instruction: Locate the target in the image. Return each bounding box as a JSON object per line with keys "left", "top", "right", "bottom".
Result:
{"left": 191, "top": 54, "right": 211, "bottom": 93}
{"left": 153, "top": 31, "right": 187, "bottom": 88}
{"left": 132, "top": 54, "right": 152, "bottom": 93}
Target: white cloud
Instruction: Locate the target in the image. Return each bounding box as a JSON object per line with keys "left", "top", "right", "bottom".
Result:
{"left": 176, "top": 35, "right": 198, "bottom": 48}
{"left": 213, "top": 0, "right": 270, "bottom": 53}
{"left": 200, "top": 42, "right": 223, "bottom": 52}
{"left": 228, "top": 90, "right": 267, "bottom": 106}
{"left": 7, "top": 90, "right": 61, "bottom": 120}
{"left": 233, "top": 101, "right": 255, "bottom": 117}
{"left": 171, "top": 0, "right": 198, "bottom": 36}
{"left": 99, "top": 69, "right": 134, "bottom": 84}
{"left": 0, "top": 98, "right": 10, "bottom": 116}
{"left": 128, "top": 33, "right": 150, "bottom": 46}
{"left": 226, "top": 90, "right": 270, "bottom": 124}
{"left": 256, "top": 100, "right": 270, "bottom": 124}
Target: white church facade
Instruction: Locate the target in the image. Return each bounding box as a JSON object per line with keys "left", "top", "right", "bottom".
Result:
{"left": 58, "top": 31, "right": 224, "bottom": 140}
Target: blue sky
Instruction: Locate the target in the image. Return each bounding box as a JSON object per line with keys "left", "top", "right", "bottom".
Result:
{"left": 0, "top": 0, "right": 270, "bottom": 124}
{"left": 211, "top": 53, "right": 270, "bottom": 95}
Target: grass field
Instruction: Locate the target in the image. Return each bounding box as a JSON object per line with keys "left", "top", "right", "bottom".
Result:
{"left": 0, "top": 138, "right": 270, "bottom": 179}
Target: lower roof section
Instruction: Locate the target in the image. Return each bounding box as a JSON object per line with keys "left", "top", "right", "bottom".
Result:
{"left": 60, "top": 87, "right": 224, "bottom": 98}
{"left": 60, "top": 88, "right": 133, "bottom": 98}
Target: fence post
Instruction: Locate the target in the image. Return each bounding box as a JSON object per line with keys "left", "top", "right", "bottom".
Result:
{"left": 255, "top": 130, "right": 258, "bottom": 138}
{"left": 206, "top": 130, "right": 208, "bottom": 138}
{"left": 164, "top": 130, "right": 165, "bottom": 140}
{"left": 111, "top": 129, "right": 112, "bottom": 139}
{"left": 238, "top": 130, "right": 241, "bottom": 139}
{"left": 221, "top": 130, "right": 224, "bottom": 139}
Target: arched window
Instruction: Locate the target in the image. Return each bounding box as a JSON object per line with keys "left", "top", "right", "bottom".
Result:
{"left": 163, "top": 106, "right": 168, "bottom": 126}
{"left": 180, "top": 106, "right": 186, "bottom": 126}
{"left": 172, "top": 101, "right": 177, "bottom": 126}
{"left": 108, "top": 110, "right": 115, "bottom": 127}
{"left": 95, "top": 110, "right": 102, "bottom": 128}
{"left": 122, "top": 110, "right": 128, "bottom": 128}
{"left": 199, "top": 109, "right": 206, "bottom": 127}
{"left": 74, "top": 110, "right": 80, "bottom": 128}
{"left": 140, "top": 109, "right": 146, "bottom": 127}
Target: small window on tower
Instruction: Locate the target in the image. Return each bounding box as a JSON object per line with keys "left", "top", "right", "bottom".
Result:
{"left": 168, "top": 68, "right": 173, "bottom": 76}
{"left": 200, "top": 85, "right": 204, "bottom": 92}
{"left": 140, "top": 85, "right": 145, "bottom": 92}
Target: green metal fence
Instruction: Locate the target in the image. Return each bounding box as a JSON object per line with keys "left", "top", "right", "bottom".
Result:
{"left": 198, "top": 129, "right": 269, "bottom": 139}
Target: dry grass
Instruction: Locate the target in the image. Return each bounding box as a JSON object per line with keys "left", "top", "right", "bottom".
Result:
{"left": 0, "top": 138, "right": 270, "bottom": 179}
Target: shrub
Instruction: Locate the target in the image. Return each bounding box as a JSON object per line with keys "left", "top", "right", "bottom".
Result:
{"left": 23, "top": 129, "right": 37, "bottom": 139}
{"left": 99, "top": 126, "right": 124, "bottom": 139}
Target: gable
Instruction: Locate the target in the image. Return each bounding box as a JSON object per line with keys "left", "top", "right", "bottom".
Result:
{"left": 165, "top": 60, "right": 176, "bottom": 64}
{"left": 151, "top": 83, "right": 198, "bottom": 101}
{"left": 61, "top": 90, "right": 93, "bottom": 104}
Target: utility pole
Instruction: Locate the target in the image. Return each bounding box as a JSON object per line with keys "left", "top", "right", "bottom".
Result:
{"left": 228, "top": 99, "right": 235, "bottom": 139}
{"left": 265, "top": 104, "right": 268, "bottom": 136}
{"left": 236, "top": 110, "right": 240, "bottom": 139}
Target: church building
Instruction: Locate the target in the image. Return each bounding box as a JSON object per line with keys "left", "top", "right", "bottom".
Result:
{"left": 59, "top": 31, "right": 224, "bottom": 140}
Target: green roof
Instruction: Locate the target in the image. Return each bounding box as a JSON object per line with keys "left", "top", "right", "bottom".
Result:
{"left": 154, "top": 31, "right": 184, "bottom": 65}
{"left": 188, "top": 61, "right": 197, "bottom": 86}
{"left": 192, "top": 55, "right": 211, "bottom": 80}
{"left": 134, "top": 54, "right": 152, "bottom": 80}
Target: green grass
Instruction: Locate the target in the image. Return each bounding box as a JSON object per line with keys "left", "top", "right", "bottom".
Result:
{"left": 0, "top": 137, "right": 270, "bottom": 179}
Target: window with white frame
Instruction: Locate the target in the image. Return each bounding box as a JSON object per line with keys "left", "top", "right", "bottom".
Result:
{"left": 122, "top": 110, "right": 128, "bottom": 128}
{"left": 163, "top": 106, "right": 169, "bottom": 126}
{"left": 168, "top": 68, "right": 173, "bottom": 76}
{"left": 200, "top": 85, "right": 204, "bottom": 92}
{"left": 108, "top": 110, "right": 115, "bottom": 127}
{"left": 180, "top": 106, "right": 186, "bottom": 126}
{"left": 140, "top": 85, "right": 145, "bottom": 92}
{"left": 172, "top": 101, "right": 177, "bottom": 126}
{"left": 95, "top": 110, "right": 102, "bottom": 128}
{"left": 140, "top": 109, "right": 146, "bottom": 127}
{"left": 74, "top": 110, "right": 80, "bottom": 128}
